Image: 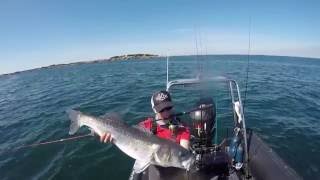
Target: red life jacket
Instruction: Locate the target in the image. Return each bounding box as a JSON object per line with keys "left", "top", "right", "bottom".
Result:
{"left": 138, "top": 118, "right": 190, "bottom": 144}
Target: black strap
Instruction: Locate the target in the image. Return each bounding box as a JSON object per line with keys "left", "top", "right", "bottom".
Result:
{"left": 151, "top": 116, "right": 182, "bottom": 135}
{"left": 151, "top": 118, "right": 157, "bottom": 135}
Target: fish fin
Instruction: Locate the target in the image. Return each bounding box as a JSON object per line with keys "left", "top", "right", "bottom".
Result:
{"left": 132, "top": 160, "right": 150, "bottom": 173}
{"left": 152, "top": 144, "right": 162, "bottom": 163}
{"left": 67, "top": 109, "right": 82, "bottom": 135}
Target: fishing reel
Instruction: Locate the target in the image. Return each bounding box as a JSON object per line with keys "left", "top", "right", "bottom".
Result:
{"left": 151, "top": 114, "right": 182, "bottom": 136}
{"left": 166, "top": 116, "right": 181, "bottom": 134}
{"left": 227, "top": 130, "right": 244, "bottom": 170}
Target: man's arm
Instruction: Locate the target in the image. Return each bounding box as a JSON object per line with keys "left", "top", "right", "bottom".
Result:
{"left": 179, "top": 125, "right": 191, "bottom": 149}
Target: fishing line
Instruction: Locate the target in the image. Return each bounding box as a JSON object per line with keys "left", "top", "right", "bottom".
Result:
{"left": 154, "top": 105, "right": 214, "bottom": 122}
{"left": 0, "top": 133, "right": 93, "bottom": 154}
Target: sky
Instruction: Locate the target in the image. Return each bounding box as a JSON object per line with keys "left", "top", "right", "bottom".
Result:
{"left": 0, "top": 0, "right": 319, "bottom": 74}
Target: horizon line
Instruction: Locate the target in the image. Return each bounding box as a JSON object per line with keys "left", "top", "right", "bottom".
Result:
{"left": 1, "top": 53, "right": 319, "bottom": 76}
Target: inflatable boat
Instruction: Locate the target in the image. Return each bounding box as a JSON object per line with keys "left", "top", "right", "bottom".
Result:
{"left": 131, "top": 76, "right": 302, "bottom": 180}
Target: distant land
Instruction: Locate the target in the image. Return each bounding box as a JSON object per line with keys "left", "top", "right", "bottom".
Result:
{"left": 1, "top": 54, "right": 159, "bottom": 76}
{"left": 109, "top": 54, "right": 158, "bottom": 61}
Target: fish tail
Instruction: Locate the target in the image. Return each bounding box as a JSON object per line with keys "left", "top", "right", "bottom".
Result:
{"left": 67, "top": 109, "right": 82, "bottom": 135}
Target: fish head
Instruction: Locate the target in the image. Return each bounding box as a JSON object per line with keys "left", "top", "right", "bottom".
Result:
{"left": 176, "top": 149, "right": 195, "bottom": 170}
{"left": 154, "top": 144, "right": 194, "bottom": 170}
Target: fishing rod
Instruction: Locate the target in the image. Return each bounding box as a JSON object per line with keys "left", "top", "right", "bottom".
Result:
{"left": 0, "top": 133, "right": 93, "bottom": 154}
{"left": 1, "top": 105, "right": 212, "bottom": 153}
{"left": 173, "top": 104, "right": 213, "bottom": 117}
{"left": 155, "top": 104, "right": 214, "bottom": 122}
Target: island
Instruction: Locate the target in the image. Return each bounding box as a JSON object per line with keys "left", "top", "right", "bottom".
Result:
{"left": 1, "top": 54, "right": 159, "bottom": 76}
{"left": 109, "top": 54, "right": 158, "bottom": 61}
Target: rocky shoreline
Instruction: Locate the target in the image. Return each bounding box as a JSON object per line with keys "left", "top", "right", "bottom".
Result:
{"left": 1, "top": 54, "right": 159, "bottom": 76}
{"left": 109, "top": 54, "right": 158, "bottom": 61}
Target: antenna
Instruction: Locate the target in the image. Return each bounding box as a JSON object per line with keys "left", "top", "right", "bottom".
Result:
{"left": 166, "top": 54, "right": 169, "bottom": 89}
{"left": 243, "top": 17, "right": 252, "bottom": 110}
{"left": 243, "top": 16, "right": 252, "bottom": 179}
{"left": 194, "top": 26, "right": 199, "bottom": 64}
{"left": 198, "top": 30, "right": 203, "bottom": 75}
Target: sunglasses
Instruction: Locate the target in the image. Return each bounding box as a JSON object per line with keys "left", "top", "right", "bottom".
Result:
{"left": 159, "top": 106, "right": 172, "bottom": 113}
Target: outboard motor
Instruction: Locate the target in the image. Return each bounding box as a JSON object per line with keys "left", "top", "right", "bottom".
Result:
{"left": 189, "top": 98, "right": 229, "bottom": 177}
{"left": 190, "top": 97, "right": 216, "bottom": 146}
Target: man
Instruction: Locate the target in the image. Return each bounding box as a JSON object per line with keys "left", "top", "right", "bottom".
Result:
{"left": 100, "top": 90, "right": 190, "bottom": 149}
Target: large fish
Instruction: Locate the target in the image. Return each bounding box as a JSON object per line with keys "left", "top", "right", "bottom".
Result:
{"left": 67, "top": 110, "right": 194, "bottom": 173}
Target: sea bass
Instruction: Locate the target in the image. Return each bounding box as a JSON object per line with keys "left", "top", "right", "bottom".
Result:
{"left": 67, "top": 110, "right": 194, "bottom": 173}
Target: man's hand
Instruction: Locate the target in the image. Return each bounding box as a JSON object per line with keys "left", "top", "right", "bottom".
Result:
{"left": 100, "top": 133, "right": 113, "bottom": 143}
{"left": 180, "top": 139, "right": 190, "bottom": 149}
